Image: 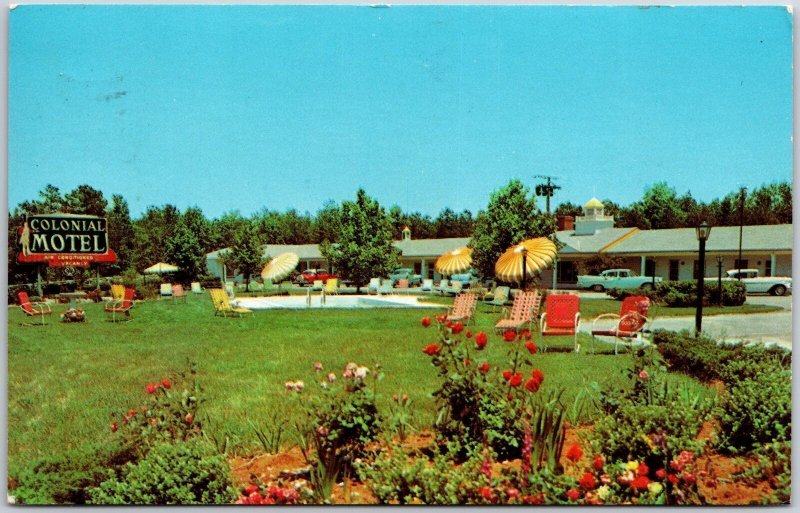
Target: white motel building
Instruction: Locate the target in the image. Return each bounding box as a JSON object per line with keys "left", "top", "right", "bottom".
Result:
{"left": 206, "top": 198, "right": 792, "bottom": 288}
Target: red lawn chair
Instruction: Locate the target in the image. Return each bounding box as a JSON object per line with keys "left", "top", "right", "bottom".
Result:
{"left": 540, "top": 294, "right": 581, "bottom": 352}
{"left": 105, "top": 288, "right": 135, "bottom": 322}
{"left": 18, "top": 291, "right": 52, "bottom": 326}
{"left": 591, "top": 295, "right": 652, "bottom": 354}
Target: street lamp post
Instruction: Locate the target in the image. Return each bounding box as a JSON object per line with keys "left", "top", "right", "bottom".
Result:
{"left": 716, "top": 256, "right": 724, "bottom": 307}
{"left": 695, "top": 222, "right": 712, "bottom": 337}
{"left": 521, "top": 247, "right": 529, "bottom": 291}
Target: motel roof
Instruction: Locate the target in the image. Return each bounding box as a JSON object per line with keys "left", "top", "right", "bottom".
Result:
{"left": 604, "top": 224, "right": 793, "bottom": 254}
{"left": 206, "top": 224, "right": 793, "bottom": 261}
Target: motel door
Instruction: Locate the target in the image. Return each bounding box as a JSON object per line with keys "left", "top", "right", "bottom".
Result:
{"left": 669, "top": 260, "right": 680, "bottom": 281}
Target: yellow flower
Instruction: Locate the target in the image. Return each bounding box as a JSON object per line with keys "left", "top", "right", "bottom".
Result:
{"left": 626, "top": 461, "right": 639, "bottom": 471}
{"left": 596, "top": 485, "right": 611, "bottom": 500}
{"left": 648, "top": 482, "right": 663, "bottom": 495}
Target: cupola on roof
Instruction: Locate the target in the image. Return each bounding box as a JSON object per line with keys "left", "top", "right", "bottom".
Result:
{"left": 584, "top": 197, "right": 604, "bottom": 209}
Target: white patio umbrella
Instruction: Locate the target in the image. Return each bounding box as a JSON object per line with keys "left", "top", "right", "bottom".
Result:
{"left": 143, "top": 262, "right": 179, "bottom": 274}
{"left": 261, "top": 252, "right": 300, "bottom": 282}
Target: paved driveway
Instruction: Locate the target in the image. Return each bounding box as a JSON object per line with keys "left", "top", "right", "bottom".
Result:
{"left": 575, "top": 291, "right": 793, "bottom": 351}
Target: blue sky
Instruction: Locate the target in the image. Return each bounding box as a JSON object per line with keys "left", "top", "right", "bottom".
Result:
{"left": 9, "top": 5, "right": 793, "bottom": 219}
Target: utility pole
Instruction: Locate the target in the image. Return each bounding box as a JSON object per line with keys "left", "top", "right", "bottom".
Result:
{"left": 737, "top": 187, "right": 746, "bottom": 280}
{"left": 534, "top": 175, "right": 561, "bottom": 214}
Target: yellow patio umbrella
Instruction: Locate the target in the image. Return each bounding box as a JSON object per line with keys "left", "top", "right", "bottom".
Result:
{"left": 435, "top": 246, "right": 473, "bottom": 275}
{"left": 261, "top": 252, "right": 300, "bottom": 282}
{"left": 495, "top": 237, "right": 558, "bottom": 287}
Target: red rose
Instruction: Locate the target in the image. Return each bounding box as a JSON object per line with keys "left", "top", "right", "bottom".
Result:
{"left": 630, "top": 475, "right": 650, "bottom": 490}
{"left": 524, "top": 377, "right": 540, "bottom": 393}
{"left": 446, "top": 320, "right": 453, "bottom": 329}
{"left": 423, "top": 344, "right": 441, "bottom": 356}
{"left": 477, "top": 486, "right": 493, "bottom": 502}
{"left": 637, "top": 462, "right": 649, "bottom": 477}
{"left": 161, "top": 379, "right": 171, "bottom": 389}
{"left": 525, "top": 341, "right": 538, "bottom": 354}
{"left": 593, "top": 455, "right": 604, "bottom": 471}
{"left": 244, "top": 484, "right": 259, "bottom": 496}
{"left": 667, "top": 473, "right": 679, "bottom": 485}
{"left": 522, "top": 493, "right": 545, "bottom": 505}
{"left": 110, "top": 421, "right": 118, "bottom": 433}
{"left": 509, "top": 372, "right": 523, "bottom": 387}
{"left": 479, "top": 362, "right": 490, "bottom": 374}
{"left": 436, "top": 314, "right": 446, "bottom": 323}
{"left": 655, "top": 468, "right": 666, "bottom": 480}
{"left": 579, "top": 472, "right": 597, "bottom": 491}
{"left": 565, "top": 443, "right": 583, "bottom": 463}
{"left": 465, "top": 330, "right": 473, "bottom": 338}
{"left": 683, "top": 473, "right": 696, "bottom": 485}
{"left": 531, "top": 369, "right": 544, "bottom": 384}
{"left": 451, "top": 322, "right": 465, "bottom": 334}
{"left": 502, "top": 369, "right": 512, "bottom": 381}
{"left": 523, "top": 330, "right": 532, "bottom": 340}
{"left": 475, "top": 332, "right": 488, "bottom": 350}
{"left": 503, "top": 330, "right": 517, "bottom": 342}
{"left": 185, "top": 412, "right": 194, "bottom": 424}
{"left": 506, "top": 488, "right": 520, "bottom": 499}
{"left": 145, "top": 383, "right": 158, "bottom": 394}
{"left": 566, "top": 489, "right": 582, "bottom": 502}
{"left": 421, "top": 317, "right": 431, "bottom": 328}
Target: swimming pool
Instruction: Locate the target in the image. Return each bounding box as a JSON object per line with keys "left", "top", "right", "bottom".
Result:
{"left": 233, "top": 294, "right": 442, "bottom": 310}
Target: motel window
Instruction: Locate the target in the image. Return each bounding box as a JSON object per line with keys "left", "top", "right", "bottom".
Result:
{"left": 733, "top": 259, "right": 748, "bottom": 270}
{"left": 557, "top": 261, "right": 578, "bottom": 283}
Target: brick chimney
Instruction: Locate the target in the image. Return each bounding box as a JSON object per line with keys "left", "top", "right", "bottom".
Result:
{"left": 557, "top": 215, "right": 575, "bottom": 231}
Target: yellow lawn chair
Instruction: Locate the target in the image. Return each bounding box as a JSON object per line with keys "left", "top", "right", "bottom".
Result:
{"left": 111, "top": 284, "right": 125, "bottom": 301}
{"left": 210, "top": 288, "right": 253, "bottom": 318}
{"left": 324, "top": 278, "right": 339, "bottom": 295}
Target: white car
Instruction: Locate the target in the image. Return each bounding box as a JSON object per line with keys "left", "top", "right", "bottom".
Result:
{"left": 724, "top": 269, "right": 792, "bottom": 296}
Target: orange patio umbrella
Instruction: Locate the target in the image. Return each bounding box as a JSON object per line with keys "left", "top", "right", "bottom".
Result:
{"left": 495, "top": 237, "right": 558, "bottom": 287}
{"left": 435, "top": 246, "right": 473, "bottom": 275}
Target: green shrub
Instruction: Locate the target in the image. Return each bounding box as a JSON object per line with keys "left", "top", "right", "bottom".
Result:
{"left": 734, "top": 441, "right": 791, "bottom": 504}
{"left": 591, "top": 350, "right": 713, "bottom": 469}
{"left": 10, "top": 442, "right": 136, "bottom": 505}
{"left": 88, "top": 440, "right": 237, "bottom": 505}
{"left": 358, "top": 444, "right": 487, "bottom": 504}
{"left": 718, "top": 368, "right": 791, "bottom": 453}
{"left": 608, "top": 281, "right": 746, "bottom": 307}
{"left": 655, "top": 330, "right": 791, "bottom": 384}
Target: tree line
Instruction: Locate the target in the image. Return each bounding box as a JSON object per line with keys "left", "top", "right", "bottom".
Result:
{"left": 8, "top": 179, "right": 791, "bottom": 287}
{"left": 7, "top": 185, "right": 476, "bottom": 285}
{"left": 555, "top": 181, "right": 792, "bottom": 230}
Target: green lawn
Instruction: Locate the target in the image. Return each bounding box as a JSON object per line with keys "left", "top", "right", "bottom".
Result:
{"left": 8, "top": 294, "right": 719, "bottom": 476}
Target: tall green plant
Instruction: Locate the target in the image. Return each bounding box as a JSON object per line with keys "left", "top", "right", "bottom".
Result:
{"left": 320, "top": 189, "right": 399, "bottom": 291}
{"left": 469, "top": 179, "right": 558, "bottom": 281}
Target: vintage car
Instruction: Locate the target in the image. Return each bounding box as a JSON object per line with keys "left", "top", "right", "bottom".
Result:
{"left": 723, "top": 269, "right": 791, "bottom": 296}
{"left": 577, "top": 269, "right": 662, "bottom": 292}
{"left": 294, "top": 268, "right": 338, "bottom": 286}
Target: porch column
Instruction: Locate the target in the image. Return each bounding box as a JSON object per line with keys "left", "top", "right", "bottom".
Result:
{"left": 770, "top": 253, "right": 777, "bottom": 277}
{"left": 640, "top": 255, "right": 646, "bottom": 275}
{"left": 552, "top": 259, "right": 558, "bottom": 291}
{"left": 421, "top": 259, "right": 428, "bottom": 279}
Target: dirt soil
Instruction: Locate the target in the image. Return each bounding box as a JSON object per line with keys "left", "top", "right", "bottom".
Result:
{"left": 229, "top": 422, "right": 782, "bottom": 505}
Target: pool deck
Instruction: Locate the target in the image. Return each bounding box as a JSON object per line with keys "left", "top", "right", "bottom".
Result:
{"left": 233, "top": 294, "right": 444, "bottom": 310}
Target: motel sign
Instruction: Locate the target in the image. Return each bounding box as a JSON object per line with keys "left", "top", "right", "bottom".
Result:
{"left": 17, "top": 213, "right": 117, "bottom": 267}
